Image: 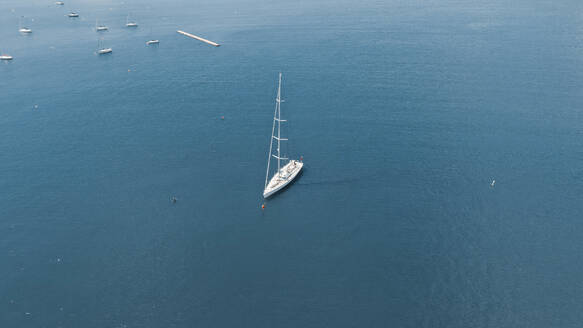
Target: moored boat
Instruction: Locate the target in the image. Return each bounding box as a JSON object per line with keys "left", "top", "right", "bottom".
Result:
{"left": 96, "top": 39, "right": 112, "bottom": 55}
{"left": 126, "top": 14, "right": 137, "bottom": 27}
{"left": 263, "top": 73, "right": 303, "bottom": 198}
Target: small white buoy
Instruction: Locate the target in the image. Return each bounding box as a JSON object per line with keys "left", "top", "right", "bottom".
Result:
{"left": 491, "top": 179, "right": 496, "bottom": 187}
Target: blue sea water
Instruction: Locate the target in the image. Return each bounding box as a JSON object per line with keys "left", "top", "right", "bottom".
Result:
{"left": 2, "top": 0, "right": 583, "bottom": 326}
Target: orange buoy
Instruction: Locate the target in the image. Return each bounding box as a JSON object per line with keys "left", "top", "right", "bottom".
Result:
{"left": 261, "top": 204, "right": 265, "bottom": 209}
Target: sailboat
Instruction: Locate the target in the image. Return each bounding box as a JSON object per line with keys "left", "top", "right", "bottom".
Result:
{"left": 146, "top": 28, "right": 159, "bottom": 45}
{"left": 19, "top": 16, "right": 32, "bottom": 33}
{"left": 95, "top": 19, "right": 108, "bottom": 31}
{"left": 0, "top": 52, "right": 13, "bottom": 60}
{"left": 96, "top": 39, "right": 112, "bottom": 55}
{"left": 125, "top": 14, "right": 137, "bottom": 27}
{"left": 146, "top": 40, "right": 159, "bottom": 45}
{"left": 263, "top": 73, "right": 303, "bottom": 198}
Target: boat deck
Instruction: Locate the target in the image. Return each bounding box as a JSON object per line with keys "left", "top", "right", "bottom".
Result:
{"left": 264, "top": 160, "right": 303, "bottom": 198}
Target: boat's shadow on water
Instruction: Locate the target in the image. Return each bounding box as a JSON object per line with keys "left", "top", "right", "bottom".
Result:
{"left": 96, "top": 53, "right": 113, "bottom": 60}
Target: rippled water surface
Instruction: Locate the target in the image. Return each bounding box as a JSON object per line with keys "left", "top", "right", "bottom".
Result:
{"left": 1, "top": 0, "right": 583, "bottom": 327}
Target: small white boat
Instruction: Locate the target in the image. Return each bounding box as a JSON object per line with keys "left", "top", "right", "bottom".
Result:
{"left": 263, "top": 73, "right": 303, "bottom": 198}
{"left": 55, "top": 1, "right": 64, "bottom": 5}
{"left": 0, "top": 54, "right": 13, "bottom": 60}
{"left": 67, "top": 12, "right": 79, "bottom": 17}
{"left": 19, "top": 16, "right": 32, "bottom": 33}
{"left": 125, "top": 14, "right": 137, "bottom": 27}
{"left": 96, "top": 39, "right": 112, "bottom": 55}
{"left": 98, "top": 48, "right": 112, "bottom": 54}
{"left": 95, "top": 19, "right": 108, "bottom": 31}
{"left": 145, "top": 28, "right": 158, "bottom": 45}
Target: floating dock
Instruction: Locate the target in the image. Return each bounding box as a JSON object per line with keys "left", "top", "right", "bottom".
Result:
{"left": 177, "top": 30, "right": 220, "bottom": 47}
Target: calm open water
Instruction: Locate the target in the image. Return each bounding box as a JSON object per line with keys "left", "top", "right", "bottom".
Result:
{"left": 2, "top": 0, "right": 583, "bottom": 327}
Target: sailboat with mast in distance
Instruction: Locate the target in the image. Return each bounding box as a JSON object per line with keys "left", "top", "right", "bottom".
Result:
{"left": 95, "top": 19, "right": 108, "bottom": 31}
{"left": 126, "top": 14, "right": 138, "bottom": 27}
{"left": 146, "top": 28, "right": 159, "bottom": 45}
{"left": 96, "top": 38, "right": 112, "bottom": 55}
{"left": 263, "top": 73, "right": 303, "bottom": 198}
{"left": 19, "top": 16, "right": 32, "bottom": 33}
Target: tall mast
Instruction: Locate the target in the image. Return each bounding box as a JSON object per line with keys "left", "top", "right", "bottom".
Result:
{"left": 277, "top": 72, "right": 282, "bottom": 174}
{"left": 265, "top": 76, "right": 279, "bottom": 189}
{"left": 264, "top": 72, "right": 288, "bottom": 190}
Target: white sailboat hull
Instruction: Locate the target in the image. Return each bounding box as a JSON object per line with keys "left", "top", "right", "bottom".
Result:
{"left": 263, "top": 160, "right": 303, "bottom": 198}
{"left": 98, "top": 48, "right": 112, "bottom": 54}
